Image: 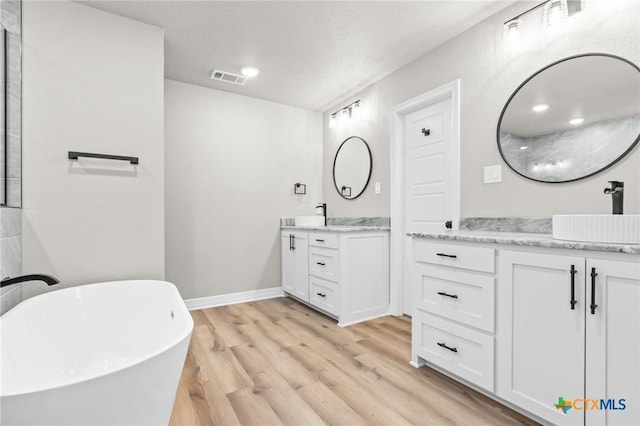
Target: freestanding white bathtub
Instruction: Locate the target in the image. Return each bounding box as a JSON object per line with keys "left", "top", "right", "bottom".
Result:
{"left": 0, "top": 280, "right": 193, "bottom": 426}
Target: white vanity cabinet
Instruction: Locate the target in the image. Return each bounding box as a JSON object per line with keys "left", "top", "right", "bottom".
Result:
{"left": 411, "top": 236, "right": 639, "bottom": 426}
{"left": 281, "top": 231, "right": 309, "bottom": 302}
{"left": 282, "top": 228, "right": 389, "bottom": 326}
{"left": 499, "top": 251, "right": 640, "bottom": 426}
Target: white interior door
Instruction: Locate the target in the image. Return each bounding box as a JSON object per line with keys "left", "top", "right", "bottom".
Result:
{"left": 402, "top": 99, "right": 454, "bottom": 314}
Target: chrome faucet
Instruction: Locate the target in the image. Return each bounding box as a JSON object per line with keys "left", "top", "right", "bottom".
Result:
{"left": 316, "top": 203, "right": 327, "bottom": 226}
{"left": 0, "top": 274, "right": 60, "bottom": 288}
{"left": 603, "top": 181, "right": 624, "bottom": 215}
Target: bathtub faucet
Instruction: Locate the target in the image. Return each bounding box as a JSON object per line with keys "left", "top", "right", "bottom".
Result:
{"left": 0, "top": 274, "right": 60, "bottom": 288}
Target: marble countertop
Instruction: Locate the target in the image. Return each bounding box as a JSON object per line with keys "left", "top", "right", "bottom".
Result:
{"left": 281, "top": 225, "right": 390, "bottom": 232}
{"left": 410, "top": 230, "right": 640, "bottom": 254}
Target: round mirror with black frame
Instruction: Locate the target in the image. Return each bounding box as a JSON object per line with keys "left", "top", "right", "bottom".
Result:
{"left": 333, "top": 136, "right": 372, "bottom": 200}
{"left": 497, "top": 53, "right": 640, "bottom": 183}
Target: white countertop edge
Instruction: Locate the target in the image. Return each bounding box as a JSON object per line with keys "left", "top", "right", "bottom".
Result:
{"left": 409, "top": 231, "right": 640, "bottom": 254}
{"left": 281, "top": 225, "right": 390, "bottom": 232}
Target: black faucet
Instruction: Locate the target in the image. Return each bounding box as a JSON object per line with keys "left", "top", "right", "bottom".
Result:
{"left": 316, "top": 203, "right": 327, "bottom": 226}
{"left": 0, "top": 274, "right": 60, "bottom": 288}
{"left": 603, "top": 181, "right": 624, "bottom": 215}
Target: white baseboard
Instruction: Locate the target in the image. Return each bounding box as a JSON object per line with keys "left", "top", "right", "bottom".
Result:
{"left": 184, "top": 287, "right": 284, "bottom": 311}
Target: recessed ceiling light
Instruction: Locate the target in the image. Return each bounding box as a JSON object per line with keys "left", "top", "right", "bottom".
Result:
{"left": 569, "top": 117, "right": 584, "bottom": 126}
{"left": 532, "top": 104, "right": 549, "bottom": 112}
{"left": 240, "top": 66, "right": 260, "bottom": 77}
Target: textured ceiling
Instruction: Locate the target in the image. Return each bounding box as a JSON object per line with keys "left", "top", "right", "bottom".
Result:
{"left": 79, "top": 1, "right": 516, "bottom": 111}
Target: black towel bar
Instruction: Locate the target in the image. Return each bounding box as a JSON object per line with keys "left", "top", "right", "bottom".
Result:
{"left": 68, "top": 151, "right": 139, "bottom": 165}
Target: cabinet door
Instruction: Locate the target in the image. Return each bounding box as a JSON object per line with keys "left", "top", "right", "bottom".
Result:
{"left": 292, "top": 233, "right": 309, "bottom": 301}
{"left": 281, "top": 232, "right": 296, "bottom": 294}
{"left": 586, "top": 259, "right": 640, "bottom": 426}
{"left": 498, "top": 250, "right": 585, "bottom": 426}
{"left": 281, "top": 232, "right": 309, "bottom": 301}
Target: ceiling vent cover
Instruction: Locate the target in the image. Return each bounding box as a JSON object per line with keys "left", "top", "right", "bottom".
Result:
{"left": 210, "top": 69, "right": 247, "bottom": 85}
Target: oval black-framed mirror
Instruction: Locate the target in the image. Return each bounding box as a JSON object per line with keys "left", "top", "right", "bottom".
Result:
{"left": 497, "top": 53, "right": 640, "bottom": 183}
{"left": 333, "top": 136, "right": 372, "bottom": 200}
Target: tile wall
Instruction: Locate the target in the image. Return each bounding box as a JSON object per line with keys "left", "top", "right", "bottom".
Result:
{"left": 1, "top": 207, "right": 22, "bottom": 314}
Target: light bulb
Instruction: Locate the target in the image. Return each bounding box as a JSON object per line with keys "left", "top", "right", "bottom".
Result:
{"left": 351, "top": 101, "right": 361, "bottom": 118}
{"left": 545, "top": 0, "right": 568, "bottom": 28}
{"left": 329, "top": 114, "right": 337, "bottom": 129}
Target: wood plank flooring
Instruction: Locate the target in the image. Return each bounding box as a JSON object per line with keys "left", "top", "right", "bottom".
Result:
{"left": 169, "top": 297, "right": 538, "bottom": 426}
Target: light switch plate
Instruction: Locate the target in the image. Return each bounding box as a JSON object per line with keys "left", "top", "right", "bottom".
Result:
{"left": 484, "top": 165, "right": 502, "bottom": 184}
{"left": 375, "top": 182, "right": 381, "bottom": 194}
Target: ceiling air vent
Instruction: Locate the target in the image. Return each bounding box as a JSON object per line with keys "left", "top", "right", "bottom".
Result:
{"left": 210, "top": 69, "right": 247, "bottom": 85}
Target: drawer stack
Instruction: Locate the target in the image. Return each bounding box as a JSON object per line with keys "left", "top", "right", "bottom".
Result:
{"left": 412, "top": 239, "right": 496, "bottom": 391}
{"left": 308, "top": 232, "right": 340, "bottom": 316}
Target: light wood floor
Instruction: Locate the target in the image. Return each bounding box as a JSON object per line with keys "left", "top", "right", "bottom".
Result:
{"left": 169, "top": 297, "right": 538, "bottom": 426}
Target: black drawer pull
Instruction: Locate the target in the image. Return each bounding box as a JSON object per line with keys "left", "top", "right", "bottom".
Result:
{"left": 437, "top": 291, "right": 458, "bottom": 299}
{"left": 437, "top": 342, "right": 458, "bottom": 353}
{"left": 317, "top": 262, "right": 326, "bottom": 266}
{"left": 570, "top": 265, "right": 577, "bottom": 310}
{"left": 316, "top": 292, "right": 326, "bottom": 298}
{"left": 315, "top": 239, "right": 325, "bottom": 242}
{"left": 436, "top": 253, "right": 457, "bottom": 259}
{"left": 590, "top": 267, "right": 598, "bottom": 315}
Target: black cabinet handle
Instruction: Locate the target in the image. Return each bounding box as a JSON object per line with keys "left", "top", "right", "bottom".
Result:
{"left": 570, "top": 265, "right": 577, "bottom": 310}
{"left": 316, "top": 292, "right": 326, "bottom": 298}
{"left": 437, "top": 291, "right": 458, "bottom": 299}
{"left": 315, "top": 239, "right": 325, "bottom": 242}
{"left": 316, "top": 262, "right": 326, "bottom": 266}
{"left": 436, "top": 253, "right": 457, "bottom": 259}
{"left": 291, "top": 235, "right": 296, "bottom": 251}
{"left": 421, "top": 128, "right": 431, "bottom": 136}
{"left": 590, "top": 267, "right": 598, "bottom": 315}
{"left": 289, "top": 234, "right": 293, "bottom": 251}
{"left": 437, "top": 342, "right": 458, "bottom": 353}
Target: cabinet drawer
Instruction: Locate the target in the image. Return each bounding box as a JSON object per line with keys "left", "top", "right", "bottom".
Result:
{"left": 413, "top": 310, "right": 494, "bottom": 391}
{"left": 309, "top": 247, "right": 339, "bottom": 282}
{"left": 309, "top": 232, "right": 339, "bottom": 249}
{"left": 309, "top": 277, "right": 339, "bottom": 316}
{"left": 414, "top": 240, "right": 495, "bottom": 273}
{"left": 414, "top": 264, "right": 495, "bottom": 332}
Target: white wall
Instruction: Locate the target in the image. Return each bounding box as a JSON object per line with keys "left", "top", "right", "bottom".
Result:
{"left": 324, "top": 0, "right": 640, "bottom": 218}
{"left": 22, "top": 1, "right": 165, "bottom": 298}
{"left": 165, "top": 80, "right": 322, "bottom": 300}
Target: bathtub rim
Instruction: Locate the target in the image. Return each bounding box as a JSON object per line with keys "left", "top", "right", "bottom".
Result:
{"left": 0, "top": 280, "right": 194, "bottom": 398}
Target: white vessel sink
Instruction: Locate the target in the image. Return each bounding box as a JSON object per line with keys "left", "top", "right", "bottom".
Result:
{"left": 553, "top": 215, "right": 640, "bottom": 244}
{"left": 294, "top": 215, "right": 325, "bottom": 227}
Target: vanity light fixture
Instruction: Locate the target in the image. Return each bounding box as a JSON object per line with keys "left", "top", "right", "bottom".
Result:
{"left": 503, "top": 0, "right": 581, "bottom": 42}
{"left": 240, "top": 66, "right": 260, "bottom": 77}
{"left": 532, "top": 104, "right": 549, "bottom": 112}
{"left": 569, "top": 117, "right": 584, "bottom": 126}
{"left": 329, "top": 100, "right": 362, "bottom": 129}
